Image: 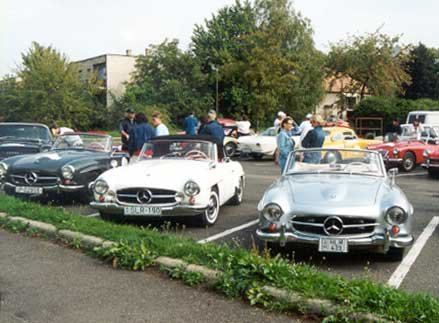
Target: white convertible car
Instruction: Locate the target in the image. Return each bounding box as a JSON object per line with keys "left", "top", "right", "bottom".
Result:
{"left": 238, "top": 127, "right": 300, "bottom": 160}
{"left": 90, "top": 135, "right": 245, "bottom": 226}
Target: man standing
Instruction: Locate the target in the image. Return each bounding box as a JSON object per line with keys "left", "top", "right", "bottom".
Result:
{"left": 183, "top": 112, "right": 198, "bottom": 135}
{"left": 385, "top": 118, "right": 402, "bottom": 141}
{"left": 302, "top": 115, "right": 326, "bottom": 163}
{"left": 199, "top": 110, "right": 225, "bottom": 142}
{"left": 128, "top": 113, "right": 155, "bottom": 156}
{"left": 152, "top": 112, "right": 169, "bottom": 136}
{"left": 274, "top": 111, "right": 286, "bottom": 130}
{"left": 236, "top": 115, "right": 251, "bottom": 136}
{"left": 119, "top": 108, "right": 136, "bottom": 151}
{"left": 299, "top": 113, "right": 314, "bottom": 143}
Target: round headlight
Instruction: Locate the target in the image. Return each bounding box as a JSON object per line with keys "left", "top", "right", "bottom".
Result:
{"left": 423, "top": 150, "right": 430, "bottom": 158}
{"left": 393, "top": 148, "right": 399, "bottom": 156}
{"left": 61, "top": 165, "right": 75, "bottom": 179}
{"left": 94, "top": 180, "right": 109, "bottom": 195}
{"left": 386, "top": 207, "right": 408, "bottom": 224}
{"left": 262, "top": 203, "right": 283, "bottom": 222}
{"left": 110, "top": 160, "right": 118, "bottom": 168}
{"left": 0, "top": 162, "right": 8, "bottom": 176}
{"left": 184, "top": 180, "right": 200, "bottom": 196}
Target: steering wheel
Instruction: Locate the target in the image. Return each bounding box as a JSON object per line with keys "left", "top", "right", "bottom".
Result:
{"left": 88, "top": 142, "right": 105, "bottom": 150}
{"left": 184, "top": 150, "right": 209, "bottom": 160}
{"left": 160, "top": 151, "right": 182, "bottom": 159}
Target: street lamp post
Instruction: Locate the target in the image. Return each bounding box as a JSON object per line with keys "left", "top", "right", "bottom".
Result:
{"left": 212, "top": 65, "right": 219, "bottom": 114}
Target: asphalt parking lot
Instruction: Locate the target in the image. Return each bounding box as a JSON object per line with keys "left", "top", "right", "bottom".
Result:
{"left": 49, "top": 159, "right": 439, "bottom": 298}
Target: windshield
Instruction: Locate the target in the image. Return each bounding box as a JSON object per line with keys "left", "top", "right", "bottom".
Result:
{"left": 261, "top": 128, "right": 276, "bottom": 136}
{"left": 139, "top": 139, "right": 215, "bottom": 161}
{"left": 285, "top": 149, "right": 384, "bottom": 177}
{"left": 0, "top": 124, "right": 50, "bottom": 142}
{"left": 52, "top": 134, "right": 111, "bottom": 152}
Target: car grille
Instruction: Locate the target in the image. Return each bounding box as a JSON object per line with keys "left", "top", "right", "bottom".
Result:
{"left": 291, "top": 215, "right": 378, "bottom": 237}
{"left": 0, "top": 147, "right": 40, "bottom": 159}
{"left": 10, "top": 171, "right": 59, "bottom": 186}
{"left": 116, "top": 188, "right": 178, "bottom": 205}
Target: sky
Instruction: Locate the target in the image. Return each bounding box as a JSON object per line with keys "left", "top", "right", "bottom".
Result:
{"left": 1, "top": 0, "right": 439, "bottom": 76}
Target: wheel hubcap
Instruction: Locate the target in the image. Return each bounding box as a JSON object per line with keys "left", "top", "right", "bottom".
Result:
{"left": 404, "top": 158, "right": 413, "bottom": 169}
{"left": 206, "top": 194, "right": 218, "bottom": 222}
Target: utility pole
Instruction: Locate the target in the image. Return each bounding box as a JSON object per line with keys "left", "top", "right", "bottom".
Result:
{"left": 212, "top": 65, "right": 219, "bottom": 114}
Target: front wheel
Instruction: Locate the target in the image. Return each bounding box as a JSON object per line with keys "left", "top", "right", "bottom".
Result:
{"left": 401, "top": 152, "right": 416, "bottom": 172}
{"left": 199, "top": 190, "right": 220, "bottom": 226}
{"left": 224, "top": 142, "right": 237, "bottom": 157}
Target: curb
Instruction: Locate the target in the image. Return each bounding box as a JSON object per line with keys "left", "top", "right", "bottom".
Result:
{"left": 0, "top": 213, "right": 390, "bottom": 322}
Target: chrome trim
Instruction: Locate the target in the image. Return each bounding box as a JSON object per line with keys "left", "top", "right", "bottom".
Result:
{"left": 4, "top": 182, "right": 85, "bottom": 192}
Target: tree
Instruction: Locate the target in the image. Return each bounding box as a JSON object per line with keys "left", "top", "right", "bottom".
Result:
{"left": 0, "top": 42, "right": 105, "bottom": 129}
{"left": 326, "top": 32, "right": 412, "bottom": 99}
{"left": 403, "top": 43, "right": 439, "bottom": 100}
{"left": 118, "top": 40, "right": 213, "bottom": 125}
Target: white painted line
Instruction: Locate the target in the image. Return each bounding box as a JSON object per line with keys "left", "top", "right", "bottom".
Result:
{"left": 388, "top": 216, "right": 439, "bottom": 288}
{"left": 198, "top": 219, "right": 259, "bottom": 244}
{"left": 87, "top": 213, "right": 101, "bottom": 218}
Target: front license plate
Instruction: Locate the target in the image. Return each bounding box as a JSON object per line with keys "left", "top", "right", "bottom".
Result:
{"left": 318, "top": 238, "right": 348, "bottom": 253}
{"left": 124, "top": 206, "right": 162, "bottom": 216}
{"left": 15, "top": 186, "right": 43, "bottom": 195}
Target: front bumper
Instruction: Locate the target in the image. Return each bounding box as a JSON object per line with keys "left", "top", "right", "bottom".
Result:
{"left": 256, "top": 228, "right": 413, "bottom": 249}
{"left": 90, "top": 201, "right": 207, "bottom": 217}
{"left": 385, "top": 157, "right": 403, "bottom": 165}
{"left": 422, "top": 161, "right": 439, "bottom": 169}
{"left": 3, "top": 182, "right": 85, "bottom": 194}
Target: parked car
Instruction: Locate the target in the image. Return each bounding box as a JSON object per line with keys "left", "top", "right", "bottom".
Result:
{"left": 256, "top": 148, "right": 414, "bottom": 261}
{"left": 90, "top": 135, "right": 245, "bottom": 225}
{"left": 367, "top": 126, "right": 439, "bottom": 172}
{"left": 238, "top": 127, "right": 300, "bottom": 160}
{"left": 0, "top": 122, "right": 52, "bottom": 160}
{"left": 323, "top": 126, "right": 380, "bottom": 150}
{"left": 0, "top": 133, "right": 128, "bottom": 201}
{"left": 422, "top": 143, "right": 439, "bottom": 178}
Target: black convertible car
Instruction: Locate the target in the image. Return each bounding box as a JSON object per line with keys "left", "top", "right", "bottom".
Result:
{"left": 0, "top": 122, "right": 52, "bottom": 160}
{"left": 0, "top": 132, "right": 128, "bottom": 202}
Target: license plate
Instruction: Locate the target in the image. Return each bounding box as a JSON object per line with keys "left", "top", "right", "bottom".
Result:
{"left": 124, "top": 206, "right": 162, "bottom": 216}
{"left": 15, "top": 186, "right": 43, "bottom": 195}
{"left": 318, "top": 237, "right": 348, "bottom": 253}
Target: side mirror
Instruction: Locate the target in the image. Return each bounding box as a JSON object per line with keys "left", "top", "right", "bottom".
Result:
{"left": 388, "top": 168, "right": 398, "bottom": 185}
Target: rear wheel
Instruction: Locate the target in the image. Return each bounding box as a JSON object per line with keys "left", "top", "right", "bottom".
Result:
{"left": 387, "top": 247, "right": 405, "bottom": 262}
{"left": 228, "top": 177, "right": 244, "bottom": 205}
{"left": 199, "top": 190, "right": 220, "bottom": 226}
{"left": 401, "top": 152, "right": 416, "bottom": 172}
{"left": 224, "top": 142, "right": 237, "bottom": 157}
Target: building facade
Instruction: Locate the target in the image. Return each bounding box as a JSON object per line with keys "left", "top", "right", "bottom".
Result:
{"left": 73, "top": 50, "right": 137, "bottom": 107}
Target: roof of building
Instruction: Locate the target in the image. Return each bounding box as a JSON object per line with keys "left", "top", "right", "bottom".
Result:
{"left": 324, "top": 75, "right": 369, "bottom": 94}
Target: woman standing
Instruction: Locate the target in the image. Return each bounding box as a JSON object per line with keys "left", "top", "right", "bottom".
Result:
{"left": 277, "top": 117, "right": 295, "bottom": 173}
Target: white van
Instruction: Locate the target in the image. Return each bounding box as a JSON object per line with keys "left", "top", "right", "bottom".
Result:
{"left": 406, "top": 111, "right": 439, "bottom": 126}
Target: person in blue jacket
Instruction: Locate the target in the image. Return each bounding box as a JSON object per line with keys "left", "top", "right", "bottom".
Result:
{"left": 128, "top": 113, "right": 156, "bottom": 156}
{"left": 183, "top": 112, "right": 198, "bottom": 135}
{"left": 277, "top": 117, "right": 295, "bottom": 173}
{"left": 301, "top": 114, "right": 326, "bottom": 163}
{"left": 199, "top": 110, "right": 225, "bottom": 143}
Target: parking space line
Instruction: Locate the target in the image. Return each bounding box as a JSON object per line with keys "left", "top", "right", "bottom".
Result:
{"left": 198, "top": 219, "right": 259, "bottom": 244}
{"left": 388, "top": 216, "right": 439, "bottom": 288}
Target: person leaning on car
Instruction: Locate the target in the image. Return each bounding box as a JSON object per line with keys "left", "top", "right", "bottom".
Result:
{"left": 127, "top": 113, "right": 155, "bottom": 156}
{"left": 119, "top": 108, "right": 136, "bottom": 151}
{"left": 277, "top": 117, "right": 295, "bottom": 173}
{"left": 199, "top": 110, "right": 225, "bottom": 143}
{"left": 301, "top": 114, "right": 326, "bottom": 163}
{"left": 385, "top": 118, "right": 402, "bottom": 142}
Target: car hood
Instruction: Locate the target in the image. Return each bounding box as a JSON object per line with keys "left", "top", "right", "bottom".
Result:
{"left": 8, "top": 150, "right": 103, "bottom": 171}
{"left": 238, "top": 135, "right": 272, "bottom": 145}
{"left": 99, "top": 159, "right": 211, "bottom": 190}
{"left": 278, "top": 174, "right": 384, "bottom": 207}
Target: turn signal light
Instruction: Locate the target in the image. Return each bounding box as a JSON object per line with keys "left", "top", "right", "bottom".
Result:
{"left": 99, "top": 196, "right": 105, "bottom": 203}
{"left": 269, "top": 223, "right": 277, "bottom": 232}
{"left": 391, "top": 225, "right": 400, "bottom": 236}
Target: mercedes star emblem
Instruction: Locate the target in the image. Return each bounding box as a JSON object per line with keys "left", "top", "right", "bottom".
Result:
{"left": 323, "top": 216, "right": 344, "bottom": 236}
{"left": 136, "top": 189, "right": 152, "bottom": 204}
{"left": 24, "top": 172, "right": 38, "bottom": 185}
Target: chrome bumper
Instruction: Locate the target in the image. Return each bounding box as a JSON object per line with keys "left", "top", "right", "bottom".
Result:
{"left": 90, "top": 202, "right": 207, "bottom": 217}
{"left": 4, "top": 182, "right": 85, "bottom": 193}
{"left": 422, "top": 162, "right": 439, "bottom": 169}
{"left": 256, "top": 228, "right": 413, "bottom": 249}
{"left": 386, "top": 158, "right": 403, "bottom": 164}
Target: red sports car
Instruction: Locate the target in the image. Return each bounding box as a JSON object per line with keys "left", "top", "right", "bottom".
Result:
{"left": 422, "top": 143, "right": 439, "bottom": 178}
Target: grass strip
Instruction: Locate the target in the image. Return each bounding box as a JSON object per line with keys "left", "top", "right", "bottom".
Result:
{"left": 0, "top": 194, "right": 438, "bottom": 322}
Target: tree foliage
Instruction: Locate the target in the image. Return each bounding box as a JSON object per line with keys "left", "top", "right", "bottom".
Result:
{"left": 403, "top": 43, "right": 439, "bottom": 100}
{"left": 326, "top": 32, "right": 412, "bottom": 99}
{"left": 0, "top": 42, "right": 105, "bottom": 129}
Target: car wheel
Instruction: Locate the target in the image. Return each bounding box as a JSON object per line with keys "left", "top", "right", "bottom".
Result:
{"left": 387, "top": 247, "right": 405, "bottom": 262}
{"left": 252, "top": 153, "right": 263, "bottom": 161}
{"left": 99, "top": 212, "right": 124, "bottom": 223}
{"left": 401, "top": 152, "right": 416, "bottom": 172}
{"left": 199, "top": 190, "right": 220, "bottom": 226}
{"left": 224, "top": 142, "right": 237, "bottom": 157}
{"left": 228, "top": 177, "right": 244, "bottom": 205}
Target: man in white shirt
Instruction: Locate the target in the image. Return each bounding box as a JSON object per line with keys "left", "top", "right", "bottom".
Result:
{"left": 152, "top": 112, "right": 169, "bottom": 136}
{"left": 299, "top": 113, "right": 314, "bottom": 142}
{"left": 236, "top": 115, "right": 251, "bottom": 136}
{"left": 274, "top": 111, "right": 286, "bottom": 131}
{"left": 50, "top": 123, "right": 74, "bottom": 136}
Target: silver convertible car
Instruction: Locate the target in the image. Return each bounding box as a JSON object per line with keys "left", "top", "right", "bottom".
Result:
{"left": 256, "top": 148, "right": 414, "bottom": 261}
